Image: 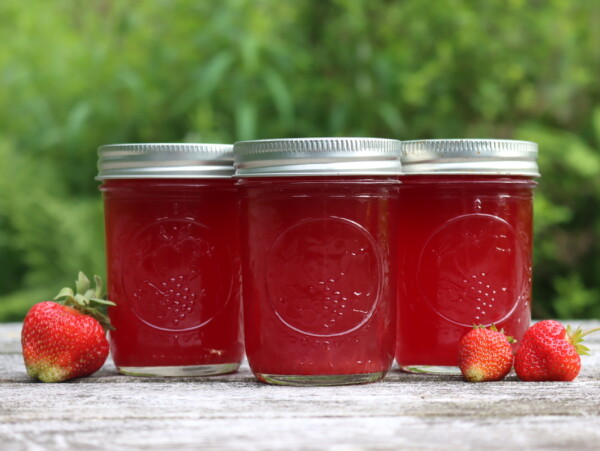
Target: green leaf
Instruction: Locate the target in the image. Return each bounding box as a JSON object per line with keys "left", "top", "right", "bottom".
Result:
{"left": 89, "top": 298, "right": 116, "bottom": 306}
{"left": 54, "top": 287, "right": 74, "bottom": 300}
{"left": 74, "top": 293, "right": 87, "bottom": 305}
{"left": 264, "top": 70, "right": 293, "bottom": 122}
{"left": 235, "top": 102, "right": 256, "bottom": 141}
{"left": 592, "top": 107, "right": 600, "bottom": 146}
{"left": 93, "top": 275, "right": 104, "bottom": 299}
{"left": 75, "top": 272, "right": 90, "bottom": 295}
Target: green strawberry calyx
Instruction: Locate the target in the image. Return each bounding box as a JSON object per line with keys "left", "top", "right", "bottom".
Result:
{"left": 473, "top": 323, "right": 516, "bottom": 344}
{"left": 566, "top": 325, "right": 600, "bottom": 356}
{"left": 54, "top": 272, "right": 115, "bottom": 331}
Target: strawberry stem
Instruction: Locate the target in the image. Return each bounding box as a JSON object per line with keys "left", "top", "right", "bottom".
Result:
{"left": 566, "top": 324, "right": 600, "bottom": 356}
{"left": 54, "top": 272, "right": 115, "bottom": 331}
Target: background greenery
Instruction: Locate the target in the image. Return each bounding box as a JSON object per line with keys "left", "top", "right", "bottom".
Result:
{"left": 1, "top": 0, "right": 599, "bottom": 321}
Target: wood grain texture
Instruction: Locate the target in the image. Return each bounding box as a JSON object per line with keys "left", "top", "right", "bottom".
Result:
{"left": 1, "top": 321, "right": 599, "bottom": 450}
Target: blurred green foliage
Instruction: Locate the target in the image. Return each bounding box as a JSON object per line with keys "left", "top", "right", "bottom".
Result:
{"left": 0, "top": 0, "right": 599, "bottom": 321}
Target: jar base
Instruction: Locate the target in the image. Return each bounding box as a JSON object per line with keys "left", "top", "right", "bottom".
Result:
{"left": 400, "top": 365, "right": 462, "bottom": 375}
{"left": 255, "top": 371, "right": 386, "bottom": 386}
{"left": 117, "top": 362, "right": 240, "bottom": 377}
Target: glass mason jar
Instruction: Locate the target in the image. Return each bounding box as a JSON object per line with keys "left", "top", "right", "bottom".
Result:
{"left": 395, "top": 139, "right": 540, "bottom": 374}
{"left": 97, "top": 143, "right": 244, "bottom": 376}
{"left": 234, "top": 138, "right": 402, "bottom": 386}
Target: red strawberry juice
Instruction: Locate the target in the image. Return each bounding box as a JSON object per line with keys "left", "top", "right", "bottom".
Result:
{"left": 235, "top": 138, "right": 402, "bottom": 386}
{"left": 396, "top": 140, "right": 539, "bottom": 373}
{"left": 98, "top": 144, "right": 243, "bottom": 376}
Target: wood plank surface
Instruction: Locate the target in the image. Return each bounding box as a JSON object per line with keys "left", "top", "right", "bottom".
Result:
{"left": 1, "top": 321, "right": 600, "bottom": 450}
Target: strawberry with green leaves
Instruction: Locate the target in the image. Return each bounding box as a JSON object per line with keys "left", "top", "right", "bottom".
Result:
{"left": 458, "top": 324, "right": 515, "bottom": 382}
{"left": 514, "top": 320, "right": 599, "bottom": 382}
{"left": 21, "top": 272, "right": 115, "bottom": 383}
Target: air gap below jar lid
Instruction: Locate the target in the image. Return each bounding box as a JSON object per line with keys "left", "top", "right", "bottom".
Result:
{"left": 233, "top": 137, "right": 402, "bottom": 177}
{"left": 401, "top": 139, "right": 540, "bottom": 177}
{"left": 96, "top": 143, "right": 234, "bottom": 179}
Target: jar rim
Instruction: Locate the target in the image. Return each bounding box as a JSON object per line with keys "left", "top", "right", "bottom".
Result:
{"left": 234, "top": 137, "right": 402, "bottom": 177}
{"left": 400, "top": 139, "right": 540, "bottom": 177}
{"left": 96, "top": 143, "right": 234, "bottom": 179}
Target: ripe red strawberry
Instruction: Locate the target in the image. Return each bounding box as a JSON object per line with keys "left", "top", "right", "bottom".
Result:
{"left": 21, "top": 272, "right": 114, "bottom": 383}
{"left": 458, "top": 325, "right": 515, "bottom": 382}
{"left": 514, "top": 320, "right": 599, "bottom": 382}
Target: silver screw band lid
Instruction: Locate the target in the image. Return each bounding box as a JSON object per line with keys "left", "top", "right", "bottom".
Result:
{"left": 96, "top": 143, "right": 234, "bottom": 179}
{"left": 401, "top": 139, "right": 540, "bottom": 176}
{"left": 234, "top": 137, "right": 402, "bottom": 177}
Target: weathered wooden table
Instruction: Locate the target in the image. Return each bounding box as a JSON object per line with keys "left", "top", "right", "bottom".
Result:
{"left": 1, "top": 321, "right": 600, "bottom": 450}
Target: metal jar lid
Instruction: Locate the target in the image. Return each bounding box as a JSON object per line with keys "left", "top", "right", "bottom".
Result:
{"left": 234, "top": 137, "right": 402, "bottom": 177}
{"left": 96, "top": 143, "right": 234, "bottom": 179}
{"left": 401, "top": 139, "right": 540, "bottom": 176}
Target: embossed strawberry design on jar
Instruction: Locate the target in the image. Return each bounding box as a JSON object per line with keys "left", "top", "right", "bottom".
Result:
{"left": 128, "top": 219, "right": 230, "bottom": 332}
{"left": 418, "top": 213, "right": 529, "bottom": 327}
{"left": 267, "top": 217, "right": 382, "bottom": 337}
